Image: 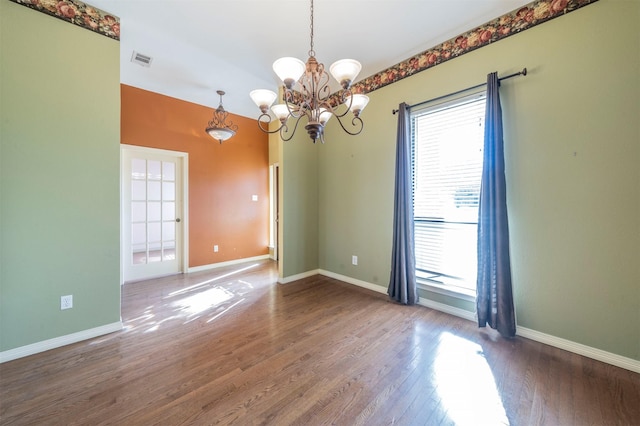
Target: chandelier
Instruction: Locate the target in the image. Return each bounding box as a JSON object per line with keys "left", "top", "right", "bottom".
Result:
{"left": 249, "top": 0, "right": 369, "bottom": 144}
{"left": 205, "top": 90, "right": 238, "bottom": 143}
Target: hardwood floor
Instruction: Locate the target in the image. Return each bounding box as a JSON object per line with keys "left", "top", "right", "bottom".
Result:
{"left": 1, "top": 259, "right": 639, "bottom": 425}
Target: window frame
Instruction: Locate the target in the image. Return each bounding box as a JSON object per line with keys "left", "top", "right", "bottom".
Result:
{"left": 410, "top": 90, "right": 486, "bottom": 301}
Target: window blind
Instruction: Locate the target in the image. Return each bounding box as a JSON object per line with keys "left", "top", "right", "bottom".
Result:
{"left": 411, "top": 94, "right": 485, "bottom": 289}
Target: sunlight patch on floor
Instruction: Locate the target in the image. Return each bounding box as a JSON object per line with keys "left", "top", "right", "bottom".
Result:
{"left": 434, "top": 332, "right": 509, "bottom": 426}
{"left": 237, "top": 279, "right": 255, "bottom": 289}
{"left": 206, "top": 298, "right": 245, "bottom": 323}
{"left": 166, "top": 263, "right": 260, "bottom": 297}
{"left": 174, "top": 287, "right": 234, "bottom": 315}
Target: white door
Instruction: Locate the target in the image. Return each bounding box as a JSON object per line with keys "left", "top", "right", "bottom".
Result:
{"left": 122, "top": 146, "right": 187, "bottom": 283}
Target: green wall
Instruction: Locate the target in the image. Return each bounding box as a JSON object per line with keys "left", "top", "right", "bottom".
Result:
{"left": 318, "top": 110, "right": 393, "bottom": 287}
{"left": 281, "top": 130, "right": 319, "bottom": 277}
{"left": 0, "top": 1, "right": 121, "bottom": 352}
{"left": 317, "top": 0, "right": 639, "bottom": 360}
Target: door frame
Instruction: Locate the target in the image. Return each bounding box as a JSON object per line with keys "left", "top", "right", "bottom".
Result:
{"left": 120, "top": 144, "right": 189, "bottom": 285}
{"left": 269, "top": 163, "right": 279, "bottom": 261}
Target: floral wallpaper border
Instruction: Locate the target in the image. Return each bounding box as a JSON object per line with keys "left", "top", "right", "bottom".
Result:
{"left": 10, "top": 0, "right": 598, "bottom": 91}
{"left": 351, "top": 0, "right": 599, "bottom": 95}
{"left": 9, "top": 0, "right": 120, "bottom": 40}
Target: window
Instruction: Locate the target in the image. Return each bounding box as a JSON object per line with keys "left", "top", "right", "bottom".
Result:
{"left": 411, "top": 92, "right": 485, "bottom": 296}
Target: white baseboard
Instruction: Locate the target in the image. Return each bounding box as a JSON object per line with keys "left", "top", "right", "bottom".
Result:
{"left": 417, "top": 298, "right": 477, "bottom": 322}
{"left": 516, "top": 326, "right": 640, "bottom": 373}
{"left": 319, "top": 269, "right": 387, "bottom": 294}
{"left": 318, "top": 270, "right": 640, "bottom": 374}
{"left": 0, "top": 321, "right": 123, "bottom": 363}
{"left": 187, "top": 255, "right": 270, "bottom": 273}
{"left": 319, "top": 269, "right": 476, "bottom": 321}
{"left": 278, "top": 269, "right": 320, "bottom": 284}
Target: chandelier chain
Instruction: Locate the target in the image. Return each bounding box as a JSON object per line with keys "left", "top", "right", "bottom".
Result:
{"left": 308, "top": 0, "right": 315, "bottom": 57}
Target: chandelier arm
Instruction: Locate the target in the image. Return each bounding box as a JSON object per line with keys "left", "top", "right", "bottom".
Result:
{"left": 280, "top": 114, "right": 307, "bottom": 142}
{"left": 313, "top": 65, "right": 330, "bottom": 102}
{"left": 283, "top": 89, "right": 307, "bottom": 119}
{"left": 317, "top": 98, "right": 350, "bottom": 120}
{"left": 332, "top": 114, "right": 364, "bottom": 136}
{"left": 257, "top": 113, "right": 287, "bottom": 134}
{"left": 326, "top": 101, "right": 350, "bottom": 119}
{"left": 319, "top": 83, "right": 331, "bottom": 100}
{"left": 298, "top": 79, "right": 313, "bottom": 108}
{"left": 222, "top": 113, "right": 238, "bottom": 132}
{"left": 317, "top": 79, "right": 331, "bottom": 104}
{"left": 208, "top": 109, "right": 238, "bottom": 131}
{"left": 334, "top": 89, "right": 355, "bottom": 119}
{"left": 284, "top": 88, "right": 312, "bottom": 119}
{"left": 339, "top": 88, "right": 350, "bottom": 103}
{"left": 314, "top": 88, "right": 357, "bottom": 120}
{"left": 287, "top": 93, "right": 313, "bottom": 122}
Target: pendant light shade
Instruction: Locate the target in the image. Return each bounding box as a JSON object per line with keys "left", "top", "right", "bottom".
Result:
{"left": 272, "top": 57, "right": 306, "bottom": 90}
{"left": 329, "top": 59, "right": 362, "bottom": 89}
{"left": 345, "top": 94, "right": 370, "bottom": 116}
{"left": 249, "top": 89, "right": 278, "bottom": 114}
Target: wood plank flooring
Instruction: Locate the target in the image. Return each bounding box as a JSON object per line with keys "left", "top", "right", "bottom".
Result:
{"left": 1, "top": 259, "right": 639, "bottom": 425}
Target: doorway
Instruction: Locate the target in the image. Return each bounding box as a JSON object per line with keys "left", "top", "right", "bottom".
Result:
{"left": 121, "top": 145, "right": 188, "bottom": 283}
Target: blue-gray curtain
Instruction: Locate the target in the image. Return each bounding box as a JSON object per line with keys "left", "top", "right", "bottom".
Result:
{"left": 388, "top": 102, "right": 418, "bottom": 305}
{"left": 476, "top": 72, "right": 516, "bottom": 337}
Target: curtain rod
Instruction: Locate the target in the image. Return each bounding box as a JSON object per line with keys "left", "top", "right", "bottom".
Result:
{"left": 392, "top": 68, "right": 527, "bottom": 115}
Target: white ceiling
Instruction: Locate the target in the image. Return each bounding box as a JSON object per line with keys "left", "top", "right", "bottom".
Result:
{"left": 88, "top": 0, "right": 532, "bottom": 119}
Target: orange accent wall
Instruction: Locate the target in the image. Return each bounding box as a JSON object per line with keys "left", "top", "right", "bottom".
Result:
{"left": 121, "top": 84, "right": 269, "bottom": 267}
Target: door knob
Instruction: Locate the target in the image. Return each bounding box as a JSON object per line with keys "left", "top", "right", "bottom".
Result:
{"left": 176, "top": 218, "right": 181, "bottom": 223}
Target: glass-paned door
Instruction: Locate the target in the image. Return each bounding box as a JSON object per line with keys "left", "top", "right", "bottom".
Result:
{"left": 122, "top": 147, "right": 184, "bottom": 282}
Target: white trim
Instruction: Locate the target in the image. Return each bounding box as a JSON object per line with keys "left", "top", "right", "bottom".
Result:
{"left": 319, "top": 270, "right": 387, "bottom": 294}
{"left": 270, "top": 163, "right": 279, "bottom": 262}
{"left": 320, "top": 270, "right": 477, "bottom": 323}
{"left": 318, "top": 271, "right": 640, "bottom": 373}
{"left": 0, "top": 322, "right": 123, "bottom": 363}
{"left": 120, "top": 145, "right": 189, "bottom": 284}
{"left": 417, "top": 298, "right": 477, "bottom": 322}
{"left": 187, "top": 255, "right": 270, "bottom": 273}
{"left": 417, "top": 280, "right": 476, "bottom": 302}
{"left": 516, "top": 326, "right": 640, "bottom": 374}
{"left": 278, "top": 269, "right": 320, "bottom": 284}
{"left": 120, "top": 144, "right": 186, "bottom": 157}
{"left": 181, "top": 154, "right": 190, "bottom": 276}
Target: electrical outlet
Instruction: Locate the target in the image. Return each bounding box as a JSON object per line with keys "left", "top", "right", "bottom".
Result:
{"left": 214, "top": 245, "right": 219, "bottom": 252}
{"left": 352, "top": 255, "right": 358, "bottom": 266}
{"left": 252, "top": 195, "right": 258, "bottom": 201}
{"left": 61, "top": 295, "right": 73, "bottom": 310}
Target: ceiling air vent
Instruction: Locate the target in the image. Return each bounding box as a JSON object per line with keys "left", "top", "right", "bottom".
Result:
{"left": 131, "top": 51, "right": 152, "bottom": 67}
